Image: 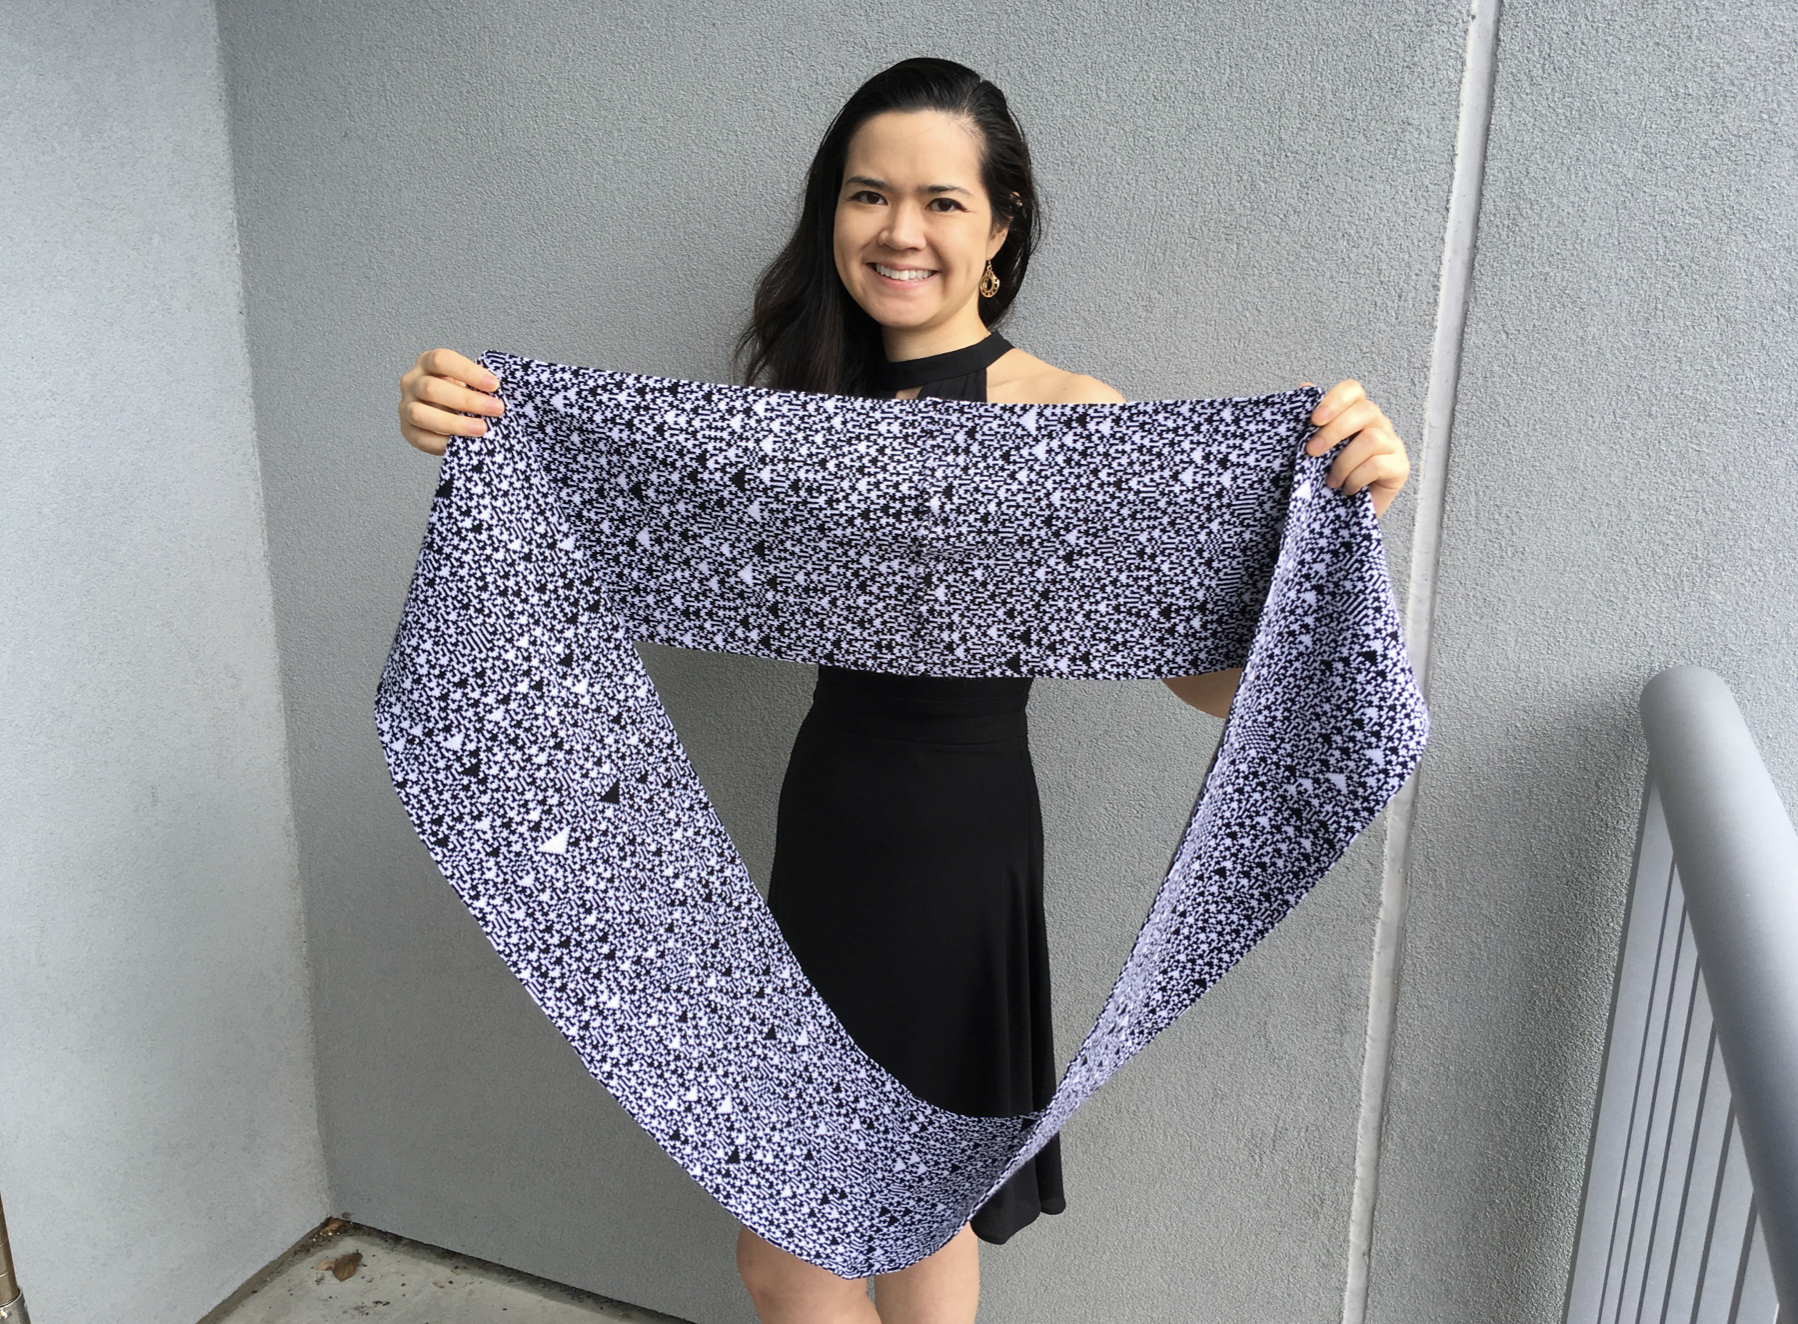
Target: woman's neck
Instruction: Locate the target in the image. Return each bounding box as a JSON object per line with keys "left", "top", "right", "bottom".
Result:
{"left": 880, "top": 306, "right": 992, "bottom": 363}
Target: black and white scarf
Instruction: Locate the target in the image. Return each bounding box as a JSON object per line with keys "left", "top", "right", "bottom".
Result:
{"left": 374, "top": 350, "right": 1428, "bottom": 1275}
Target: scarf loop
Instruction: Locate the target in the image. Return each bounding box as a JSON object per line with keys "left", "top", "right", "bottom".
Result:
{"left": 373, "top": 350, "right": 1429, "bottom": 1275}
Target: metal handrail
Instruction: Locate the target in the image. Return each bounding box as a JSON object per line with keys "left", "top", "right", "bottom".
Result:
{"left": 0, "top": 1191, "right": 27, "bottom": 1323}
{"left": 1641, "top": 665, "right": 1798, "bottom": 1315}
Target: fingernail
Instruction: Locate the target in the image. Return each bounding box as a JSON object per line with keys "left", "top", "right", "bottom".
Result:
{"left": 485, "top": 373, "right": 500, "bottom": 390}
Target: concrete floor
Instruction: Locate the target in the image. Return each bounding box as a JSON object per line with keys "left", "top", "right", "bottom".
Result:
{"left": 204, "top": 1221, "right": 694, "bottom": 1324}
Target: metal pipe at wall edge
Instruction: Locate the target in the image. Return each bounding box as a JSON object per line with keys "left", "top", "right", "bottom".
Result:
{"left": 1640, "top": 664, "right": 1798, "bottom": 1316}
{"left": 0, "top": 1193, "right": 27, "bottom": 1323}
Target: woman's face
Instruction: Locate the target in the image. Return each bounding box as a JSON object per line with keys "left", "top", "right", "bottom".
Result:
{"left": 833, "top": 109, "right": 1010, "bottom": 333}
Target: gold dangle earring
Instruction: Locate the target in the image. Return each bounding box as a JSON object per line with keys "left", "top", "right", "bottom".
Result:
{"left": 979, "top": 260, "right": 1001, "bottom": 299}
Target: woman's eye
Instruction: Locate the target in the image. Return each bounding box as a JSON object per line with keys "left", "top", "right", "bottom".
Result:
{"left": 928, "top": 198, "right": 966, "bottom": 212}
{"left": 850, "top": 190, "right": 884, "bottom": 204}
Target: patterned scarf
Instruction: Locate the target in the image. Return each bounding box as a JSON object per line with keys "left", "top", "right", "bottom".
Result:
{"left": 374, "top": 350, "right": 1428, "bottom": 1275}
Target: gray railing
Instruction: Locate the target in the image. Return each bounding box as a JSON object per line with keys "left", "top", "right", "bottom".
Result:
{"left": 1564, "top": 666, "right": 1798, "bottom": 1324}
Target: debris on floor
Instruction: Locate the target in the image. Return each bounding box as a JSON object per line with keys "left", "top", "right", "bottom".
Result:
{"left": 313, "top": 1251, "right": 360, "bottom": 1282}
{"left": 206, "top": 1220, "right": 693, "bottom": 1323}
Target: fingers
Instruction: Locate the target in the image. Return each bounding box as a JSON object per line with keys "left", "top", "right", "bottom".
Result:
{"left": 399, "top": 348, "right": 504, "bottom": 456}
{"left": 1296, "top": 379, "right": 1412, "bottom": 516}
{"left": 401, "top": 395, "right": 495, "bottom": 443}
{"left": 1307, "top": 396, "right": 1384, "bottom": 455}
{"left": 416, "top": 369, "right": 505, "bottom": 418}
{"left": 1326, "top": 422, "right": 1409, "bottom": 491}
{"left": 398, "top": 399, "right": 448, "bottom": 456}
{"left": 420, "top": 346, "right": 501, "bottom": 393}
{"left": 1304, "top": 381, "right": 1411, "bottom": 504}
{"left": 1330, "top": 448, "right": 1409, "bottom": 499}
{"left": 1325, "top": 430, "right": 1395, "bottom": 489}
{"left": 1309, "top": 379, "right": 1364, "bottom": 428}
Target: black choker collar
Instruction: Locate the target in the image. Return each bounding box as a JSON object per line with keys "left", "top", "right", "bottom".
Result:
{"left": 874, "top": 332, "right": 1013, "bottom": 392}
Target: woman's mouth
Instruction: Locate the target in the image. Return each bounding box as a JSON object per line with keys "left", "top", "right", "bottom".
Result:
{"left": 872, "top": 263, "right": 935, "bottom": 285}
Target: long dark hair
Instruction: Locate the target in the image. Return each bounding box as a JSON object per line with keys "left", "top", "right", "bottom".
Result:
{"left": 734, "top": 58, "right": 1041, "bottom": 396}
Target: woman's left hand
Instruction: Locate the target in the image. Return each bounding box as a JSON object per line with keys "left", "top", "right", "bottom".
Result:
{"left": 1303, "top": 380, "right": 1411, "bottom": 519}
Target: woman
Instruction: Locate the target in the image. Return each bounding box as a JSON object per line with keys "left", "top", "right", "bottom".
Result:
{"left": 398, "top": 57, "right": 1409, "bottom": 1324}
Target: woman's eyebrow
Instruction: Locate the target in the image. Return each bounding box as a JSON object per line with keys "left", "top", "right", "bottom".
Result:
{"left": 844, "top": 175, "right": 972, "bottom": 196}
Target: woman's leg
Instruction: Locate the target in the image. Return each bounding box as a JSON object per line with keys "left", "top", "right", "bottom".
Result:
{"left": 871, "top": 1223, "right": 979, "bottom": 1324}
{"left": 736, "top": 1224, "right": 881, "bottom": 1323}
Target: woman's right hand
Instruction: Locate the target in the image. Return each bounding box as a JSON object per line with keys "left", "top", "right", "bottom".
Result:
{"left": 398, "top": 348, "right": 504, "bottom": 456}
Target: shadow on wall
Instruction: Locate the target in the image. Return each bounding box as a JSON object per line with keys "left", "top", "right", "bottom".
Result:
{"left": 1390, "top": 677, "right": 1663, "bottom": 1284}
{"left": 636, "top": 645, "right": 816, "bottom": 892}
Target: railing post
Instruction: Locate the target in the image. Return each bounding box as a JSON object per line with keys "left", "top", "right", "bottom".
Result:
{"left": 1641, "top": 664, "right": 1798, "bottom": 1316}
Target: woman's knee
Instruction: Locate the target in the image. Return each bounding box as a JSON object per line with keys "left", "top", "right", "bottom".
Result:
{"left": 734, "top": 1229, "right": 782, "bottom": 1301}
{"left": 736, "top": 1225, "right": 865, "bottom": 1313}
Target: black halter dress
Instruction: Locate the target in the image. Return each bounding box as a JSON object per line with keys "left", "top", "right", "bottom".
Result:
{"left": 765, "top": 332, "right": 1066, "bottom": 1248}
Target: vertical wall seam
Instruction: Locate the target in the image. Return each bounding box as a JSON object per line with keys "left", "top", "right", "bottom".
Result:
{"left": 206, "top": 0, "right": 335, "bottom": 1217}
{"left": 1341, "top": 2, "right": 1502, "bottom": 1321}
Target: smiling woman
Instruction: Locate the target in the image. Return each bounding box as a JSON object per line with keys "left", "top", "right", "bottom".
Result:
{"left": 729, "top": 61, "right": 1207, "bottom": 1324}
{"left": 735, "top": 59, "right": 1042, "bottom": 399}
{"left": 394, "top": 54, "right": 1411, "bottom": 1324}
{"left": 830, "top": 115, "right": 1021, "bottom": 366}
{"left": 828, "top": 111, "right": 1126, "bottom": 412}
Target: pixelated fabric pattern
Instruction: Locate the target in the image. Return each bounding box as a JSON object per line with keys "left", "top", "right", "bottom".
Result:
{"left": 373, "top": 350, "right": 1428, "bottom": 1276}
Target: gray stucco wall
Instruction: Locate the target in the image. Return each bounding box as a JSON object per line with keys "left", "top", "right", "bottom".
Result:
{"left": 14, "top": 0, "right": 1791, "bottom": 1320}
{"left": 0, "top": 3, "right": 329, "bottom": 1321}
{"left": 212, "top": 1, "right": 1465, "bottom": 1321}
{"left": 1366, "top": 3, "right": 1798, "bottom": 1322}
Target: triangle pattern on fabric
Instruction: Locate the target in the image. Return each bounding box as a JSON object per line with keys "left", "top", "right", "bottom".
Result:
{"left": 373, "top": 351, "right": 1428, "bottom": 1276}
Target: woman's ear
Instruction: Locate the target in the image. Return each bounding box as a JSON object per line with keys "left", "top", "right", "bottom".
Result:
{"left": 988, "top": 191, "right": 1021, "bottom": 252}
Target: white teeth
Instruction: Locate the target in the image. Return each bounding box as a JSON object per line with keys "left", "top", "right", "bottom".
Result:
{"left": 874, "top": 264, "right": 932, "bottom": 281}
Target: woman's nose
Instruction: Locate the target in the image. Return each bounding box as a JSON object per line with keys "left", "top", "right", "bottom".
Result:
{"left": 880, "top": 201, "right": 926, "bottom": 251}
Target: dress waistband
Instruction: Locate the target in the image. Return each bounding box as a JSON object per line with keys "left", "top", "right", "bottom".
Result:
{"left": 807, "top": 665, "right": 1032, "bottom": 744}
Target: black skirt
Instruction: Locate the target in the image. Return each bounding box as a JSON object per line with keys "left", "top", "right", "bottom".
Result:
{"left": 765, "top": 664, "right": 1065, "bottom": 1247}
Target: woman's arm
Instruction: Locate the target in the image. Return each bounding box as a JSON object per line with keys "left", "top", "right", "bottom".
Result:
{"left": 1161, "top": 669, "right": 1242, "bottom": 718}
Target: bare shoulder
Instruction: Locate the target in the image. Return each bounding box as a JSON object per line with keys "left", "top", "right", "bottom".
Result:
{"left": 1053, "top": 372, "right": 1128, "bottom": 405}
{"left": 988, "top": 347, "right": 1127, "bottom": 406}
